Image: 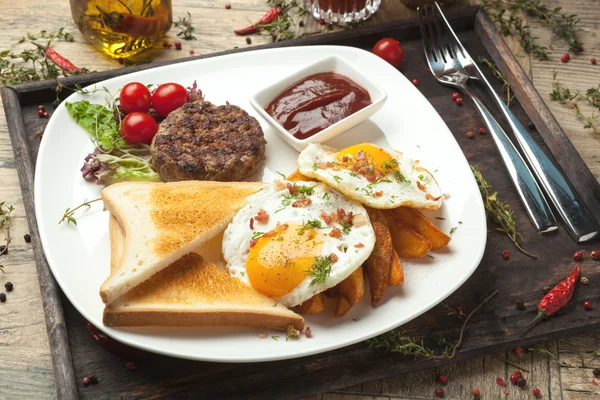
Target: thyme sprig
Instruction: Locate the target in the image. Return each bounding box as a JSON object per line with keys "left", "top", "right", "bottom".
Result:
{"left": 173, "top": 12, "right": 197, "bottom": 40}
{"left": 550, "top": 72, "right": 600, "bottom": 136}
{"left": 0, "top": 202, "right": 15, "bottom": 274}
{"left": 367, "top": 290, "right": 499, "bottom": 358}
{"left": 59, "top": 198, "right": 103, "bottom": 225}
{"left": 471, "top": 165, "right": 537, "bottom": 258}
{"left": 481, "top": 0, "right": 581, "bottom": 60}
{"left": 478, "top": 56, "right": 515, "bottom": 106}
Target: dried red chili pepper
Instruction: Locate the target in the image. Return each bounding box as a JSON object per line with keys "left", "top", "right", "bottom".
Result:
{"left": 234, "top": 7, "right": 281, "bottom": 35}
{"left": 525, "top": 264, "right": 579, "bottom": 330}
{"left": 34, "top": 43, "right": 81, "bottom": 72}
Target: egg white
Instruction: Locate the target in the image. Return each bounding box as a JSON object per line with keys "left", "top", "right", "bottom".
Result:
{"left": 297, "top": 143, "right": 443, "bottom": 210}
{"left": 222, "top": 181, "right": 375, "bottom": 307}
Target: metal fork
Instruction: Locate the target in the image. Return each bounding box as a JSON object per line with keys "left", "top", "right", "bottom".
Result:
{"left": 426, "top": 2, "right": 599, "bottom": 243}
{"left": 417, "top": 3, "right": 557, "bottom": 234}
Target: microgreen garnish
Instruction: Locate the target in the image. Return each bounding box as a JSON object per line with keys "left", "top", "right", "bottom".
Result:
{"left": 472, "top": 165, "right": 537, "bottom": 258}
{"left": 306, "top": 254, "right": 335, "bottom": 287}
{"left": 297, "top": 219, "right": 324, "bottom": 235}
{"left": 59, "top": 198, "right": 103, "bottom": 225}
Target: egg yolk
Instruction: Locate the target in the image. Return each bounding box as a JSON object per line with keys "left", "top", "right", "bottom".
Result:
{"left": 246, "top": 223, "right": 324, "bottom": 298}
{"left": 336, "top": 143, "right": 393, "bottom": 173}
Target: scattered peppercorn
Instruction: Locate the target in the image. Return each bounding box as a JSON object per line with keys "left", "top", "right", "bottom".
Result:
{"left": 412, "top": 78, "right": 419, "bottom": 86}
{"left": 0, "top": 245, "right": 7, "bottom": 255}
{"left": 561, "top": 53, "right": 570, "bottom": 63}
{"left": 593, "top": 368, "right": 600, "bottom": 377}
{"left": 455, "top": 97, "right": 463, "bottom": 105}
{"left": 439, "top": 375, "right": 448, "bottom": 384}
{"left": 573, "top": 250, "right": 584, "bottom": 261}
{"left": 83, "top": 377, "right": 90, "bottom": 386}
{"left": 515, "top": 370, "right": 523, "bottom": 378}
{"left": 517, "top": 377, "right": 527, "bottom": 388}
{"left": 0, "top": 293, "right": 6, "bottom": 303}
{"left": 533, "top": 387, "right": 541, "bottom": 397}
{"left": 502, "top": 250, "right": 510, "bottom": 259}
{"left": 305, "top": 326, "right": 313, "bottom": 338}
{"left": 581, "top": 276, "right": 589, "bottom": 285}
{"left": 125, "top": 361, "right": 136, "bottom": 370}
{"left": 225, "top": 3, "right": 231, "bottom": 9}
{"left": 435, "top": 388, "right": 445, "bottom": 398}
{"left": 189, "top": 49, "right": 195, "bottom": 55}
{"left": 496, "top": 377, "right": 506, "bottom": 386}
{"left": 591, "top": 250, "right": 599, "bottom": 260}
{"left": 513, "top": 347, "right": 524, "bottom": 356}
{"left": 510, "top": 373, "right": 518, "bottom": 384}
{"left": 466, "top": 131, "right": 474, "bottom": 139}
{"left": 451, "top": 92, "right": 459, "bottom": 100}
{"left": 162, "top": 40, "right": 170, "bottom": 48}
{"left": 503, "top": 389, "right": 509, "bottom": 395}
{"left": 89, "top": 375, "right": 98, "bottom": 384}
{"left": 592, "top": 58, "right": 597, "bottom": 65}
{"left": 516, "top": 299, "right": 525, "bottom": 310}
{"left": 472, "top": 388, "right": 480, "bottom": 397}
{"left": 24, "top": 233, "right": 31, "bottom": 243}
{"left": 478, "top": 127, "right": 486, "bottom": 135}
{"left": 528, "top": 121, "right": 536, "bottom": 130}
{"left": 246, "top": 37, "right": 252, "bottom": 44}
{"left": 584, "top": 301, "right": 593, "bottom": 311}
{"left": 299, "top": 20, "right": 304, "bottom": 27}
{"left": 43, "top": 111, "right": 49, "bottom": 118}
{"left": 543, "top": 285, "right": 550, "bottom": 294}
{"left": 175, "top": 41, "right": 182, "bottom": 50}
{"left": 579, "top": 44, "right": 584, "bottom": 51}
{"left": 5, "top": 282, "right": 13, "bottom": 292}
{"left": 37, "top": 109, "right": 45, "bottom": 117}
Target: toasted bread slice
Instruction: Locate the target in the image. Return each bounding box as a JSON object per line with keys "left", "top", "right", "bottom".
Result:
{"left": 100, "top": 181, "right": 264, "bottom": 305}
{"left": 104, "top": 217, "right": 304, "bottom": 331}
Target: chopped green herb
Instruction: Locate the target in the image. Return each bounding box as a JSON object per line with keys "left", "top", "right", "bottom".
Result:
{"left": 340, "top": 222, "right": 352, "bottom": 235}
{"left": 312, "top": 163, "right": 318, "bottom": 171}
{"left": 449, "top": 227, "right": 457, "bottom": 235}
{"left": 306, "top": 254, "right": 335, "bottom": 287}
{"left": 240, "top": 271, "right": 245, "bottom": 277}
{"left": 435, "top": 217, "right": 445, "bottom": 220}
{"left": 349, "top": 172, "right": 358, "bottom": 177}
{"left": 394, "top": 170, "right": 410, "bottom": 183}
{"left": 297, "top": 219, "right": 324, "bottom": 235}
{"left": 458, "top": 221, "right": 463, "bottom": 225}
{"left": 296, "top": 184, "right": 316, "bottom": 196}
{"left": 333, "top": 175, "right": 342, "bottom": 183}
{"left": 381, "top": 159, "right": 399, "bottom": 170}
{"left": 276, "top": 171, "right": 286, "bottom": 179}
{"left": 272, "top": 335, "right": 279, "bottom": 340}
{"left": 321, "top": 192, "right": 330, "bottom": 200}
{"left": 251, "top": 231, "right": 265, "bottom": 241}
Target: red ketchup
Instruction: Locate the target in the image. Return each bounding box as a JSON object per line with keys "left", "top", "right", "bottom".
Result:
{"left": 265, "top": 72, "right": 372, "bottom": 140}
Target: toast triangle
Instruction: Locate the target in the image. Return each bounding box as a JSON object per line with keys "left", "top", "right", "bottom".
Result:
{"left": 104, "top": 216, "right": 304, "bottom": 331}
{"left": 100, "top": 180, "right": 264, "bottom": 305}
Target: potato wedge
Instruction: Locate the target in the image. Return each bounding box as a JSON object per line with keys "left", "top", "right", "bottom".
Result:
{"left": 286, "top": 170, "right": 317, "bottom": 182}
{"left": 365, "top": 221, "right": 393, "bottom": 307}
{"left": 335, "top": 296, "right": 352, "bottom": 318}
{"left": 389, "top": 250, "right": 404, "bottom": 286}
{"left": 387, "top": 207, "right": 450, "bottom": 250}
{"left": 337, "top": 266, "right": 364, "bottom": 308}
{"left": 292, "top": 293, "right": 325, "bottom": 315}
{"left": 387, "top": 220, "right": 432, "bottom": 258}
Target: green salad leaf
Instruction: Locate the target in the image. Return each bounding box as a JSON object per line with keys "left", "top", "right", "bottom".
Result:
{"left": 65, "top": 100, "right": 125, "bottom": 151}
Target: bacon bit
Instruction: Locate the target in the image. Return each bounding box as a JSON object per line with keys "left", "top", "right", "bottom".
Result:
{"left": 292, "top": 197, "right": 312, "bottom": 208}
{"left": 250, "top": 239, "right": 258, "bottom": 247}
{"left": 274, "top": 180, "right": 287, "bottom": 190}
{"left": 416, "top": 181, "right": 427, "bottom": 192}
{"left": 352, "top": 164, "right": 361, "bottom": 173}
{"left": 249, "top": 218, "right": 255, "bottom": 230}
{"left": 375, "top": 169, "right": 385, "bottom": 179}
{"left": 321, "top": 210, "right": 334, "bottom": 225}
{"left": 331, "top": 254, "right": 339, "bottom": 263}
{"left": 426, "top": 193, "right": 443, "bottom": 201}
{"left": 341, "top": 156, "right": 349, "bottom": 162}
{"left": 317, "top": 162, "right": 332, "bottom": 169}
{"left": 443, "top": 193, "right": 451, "bottom": 200}
{"left": 337, "top": 244, "right": 348, "bottom": 253}
{"left": 287, "top": 182, "right": 299, "bottom": 195}
{"left": 373, "top": 191, "right": 383, "bottom": 198}
{"left": 366, "top": 173, "right": 377, "bottom": 182}
{"left": 352, "top": 214, "right": 367, "bottom": 227}
{"left": 337, "top": 208, "right": 353, "bottom": 225}
{"left": 257, "top": 332, "right": 268, "bottom": 338}
{"left": 355, "top": 243, "right": 365, "bottom": 248}
{"left": 305, "top": 327, "right": 313, "bottom": 338}
{"left": 358, "top": 166, "right": 371, "bottom": 176}
{"left": 356, "top": 150, "right": 368, "bottom": 161}
{"left": 329, "top": 226, "right": 343, "bottom": 238}
{"left": 255, "top": 209, "right": 269, "bottom": 223}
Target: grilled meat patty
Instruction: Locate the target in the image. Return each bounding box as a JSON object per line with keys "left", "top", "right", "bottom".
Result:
{"left": 151, "top": 100, "right": 266, "bottom": 182}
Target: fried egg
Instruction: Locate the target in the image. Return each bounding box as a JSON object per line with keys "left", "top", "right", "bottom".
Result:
{"left": 297, "top": 143, "right": 443, "bottom": 210}
{"left": 222, "top": 181, "right": 375, "bottom": 307}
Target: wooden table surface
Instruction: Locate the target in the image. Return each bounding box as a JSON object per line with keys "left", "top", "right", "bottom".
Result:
{"left": 1, "top": 0, "right": 600, "bottom": 399}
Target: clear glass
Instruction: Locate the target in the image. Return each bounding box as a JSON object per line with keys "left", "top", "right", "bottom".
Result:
{"left": 70, "top": 0, "right": 172, "bottom": 59}
{"left": 306, "top": 0, "right": 381, "bottom": 24}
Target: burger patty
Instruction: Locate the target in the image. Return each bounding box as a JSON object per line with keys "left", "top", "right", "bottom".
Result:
{"left": 151, "top": 100, "right": 266, "bottom": 182}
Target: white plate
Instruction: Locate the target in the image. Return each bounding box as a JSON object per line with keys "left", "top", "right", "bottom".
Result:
{"left": 35, "top": 45, "right": 487, "bottom": 363}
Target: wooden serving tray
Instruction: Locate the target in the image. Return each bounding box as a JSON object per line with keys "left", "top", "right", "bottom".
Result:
{"left": 2, "top": 7, "right": 600, "bottom": 400}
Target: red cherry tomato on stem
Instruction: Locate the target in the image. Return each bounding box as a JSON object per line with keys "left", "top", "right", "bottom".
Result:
{"left": 151, "top": 83, "right": 189, "bottom": 117}
{"left": 372, "top": 38, "right": 405, "bottom": 68}
{"left": 119, "top": 82, "right": 151, "bottom": 114}
{"left": 120, "top": 112, "right": 159, "bottom": 145}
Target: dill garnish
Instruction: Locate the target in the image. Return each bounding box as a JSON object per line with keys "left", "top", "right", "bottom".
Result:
{"left": 306, "top": 254, "right": 334, "bottom": 287}
{"left": 297, "top": 219, "right": 323, "bottom": 235}
{"left": 340, "top": 222, "right": 352, "bottom": 235}
{"left": 381, "top": 159, "right": 399, "bottom": 170}
{"left": 59, "top": 198, "right": 103, "bottom": 225}
{"left": 471, "top": 165, "right": 537, "bottom": 258}
{"left": 394, "top": 170, "right": 410, "bottom": 183}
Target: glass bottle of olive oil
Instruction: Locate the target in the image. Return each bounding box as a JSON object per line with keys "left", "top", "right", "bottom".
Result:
{"left": 70, "top": 0, "right": 172, "bottom": 59}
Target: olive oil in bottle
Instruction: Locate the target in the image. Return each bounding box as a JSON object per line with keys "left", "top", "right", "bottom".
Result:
{"left": 70, "top": 0, "right": 172, "bottom": 59}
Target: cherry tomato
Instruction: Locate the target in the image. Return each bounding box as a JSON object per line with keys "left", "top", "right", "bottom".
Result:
{"left": 120, "top": 112, "right": 159, "bottom": 145}
{"left": 372, "top": 38, "right": 405, "bottom": 68}
{"left": 151, "top": 83, "right": 189, "bottom": 117}
{"left": 119, "top": 82, "right": 151, "bottom": 114}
